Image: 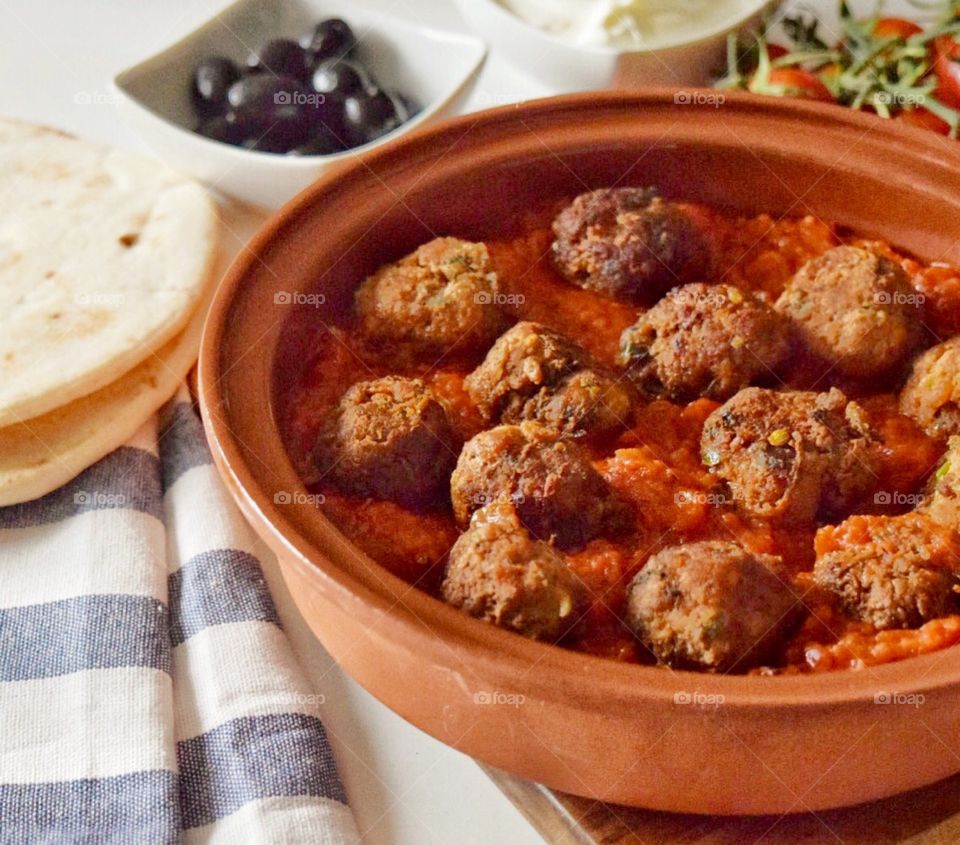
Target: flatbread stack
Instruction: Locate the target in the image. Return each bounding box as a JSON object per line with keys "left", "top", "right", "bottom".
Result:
{"left": 0, "top": 120, "right": 220, "bottom": 506}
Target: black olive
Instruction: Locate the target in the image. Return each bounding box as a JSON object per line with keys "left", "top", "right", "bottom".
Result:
{"left": 246, "top": 38, "right": 311, "bottom": 83}
{"left": 227, "top": 75, "right": 318, "bottom": 152}
{"left": 302, "top": 18, "right": 357, "bottom": 61}
{"left": 311, "top": 59, "right": 368, "bottom": 98}
{"left": 192, "top": 56, "right": 240, "bottom": 119}
{"left": 343, "top": 89, "right": 404, "bottom": 144}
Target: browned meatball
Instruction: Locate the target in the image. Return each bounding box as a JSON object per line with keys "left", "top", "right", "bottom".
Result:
{"left": 354, "top": 237, "right": 507, "bottom": 357}
{"left": 464, "top": 321, "right": 634, "bottom": 441}
{"left": 450, "top": 422, "right": 628, "bottom": 550}
{"left": 618, "top": 283, "right": 793, "bottom": 402}
{"left": 900, "top": 336, "right": 960, "bottom": 438}
{"left": 314, "top": 376, "right": 458, "bottom": 509}
{"left": 813, "top": 513, "right": 960, "bottom": 630}
{"left": 551, "top": 187, "right": 708, "bottom": 303}
{"left": 775, "top": 246, "right": 922, "bottom": 378}
{"left": 919, "top": 436, "right": 960, "bottom": 530}
{"left": 626, "top": 541, "right": 800, "bottom": 672}
{"left": 442, "top": 503, "right": 586, "bottom": 641}
{"left": 700, "top": 387, "right": 877, "bottom": 524}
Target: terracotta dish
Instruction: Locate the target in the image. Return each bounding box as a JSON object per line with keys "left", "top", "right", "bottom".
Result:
{"left": 199, "top": 92, "right": 960, "bottom": 814}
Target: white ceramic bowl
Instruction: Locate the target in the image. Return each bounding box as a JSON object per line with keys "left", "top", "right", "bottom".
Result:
{"left": 451, "top": 0, "right": 776, "bottom": 91}
{"left": 113, "top": 0, "right": 487, "bottom": 209}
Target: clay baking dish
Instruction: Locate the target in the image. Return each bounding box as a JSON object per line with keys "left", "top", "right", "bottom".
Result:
{"left": 199, "top": 91, "right": 960, "bottom": 815}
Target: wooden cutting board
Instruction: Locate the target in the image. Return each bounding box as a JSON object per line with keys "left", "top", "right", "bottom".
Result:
{"left": 482, "top": 766, "right": 960, "bottom": 844}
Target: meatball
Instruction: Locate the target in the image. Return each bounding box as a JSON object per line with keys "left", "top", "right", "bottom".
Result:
{"left": 354, "top": 237, "right": 507, "bottom": 357}
{"left": 701, "top": 387, "right": 877, "bottom": 524}
{"left": 900, "top": 336, "right": 960, "bottom": 438}
{"left": 618, "top": 283, "right": 793, "bottom": 402}
{"left": 464, "top": 321, "right": 634, "bottom": 440}
{"left": 775, "top": 246, "right": 922, "bottom": 378}
{"left": 442, "top": 503, "right": 586, "bottom": 641}
{"left": 626, "top": 541, "right": 800, "bottom": 672}
{"left": 551, "top": 187, "right": 708, "bottom": 303}
{"left": 813, "top": 513, "right": 960, "bottom": 630}
{"left": 919, "top": 436, "right": 960, "bottom": 530}
{"left": 314, "top": 376, "right": 458, "bottom": 509}
{"left": 450, "top": 422, "right": 628, "bottom": 550}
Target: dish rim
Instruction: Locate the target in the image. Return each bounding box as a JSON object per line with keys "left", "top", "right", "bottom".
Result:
{"left": 199, "top": 88, "right": 960, "bottom": 710}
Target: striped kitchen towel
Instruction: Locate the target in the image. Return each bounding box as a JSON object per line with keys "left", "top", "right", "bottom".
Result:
{"left": 0, "top": 388, "right": 360, "bottom": 844}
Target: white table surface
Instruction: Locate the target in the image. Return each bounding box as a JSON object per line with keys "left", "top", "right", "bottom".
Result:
{"left": 0, "top": 0, "right": 924, "bottom": 842}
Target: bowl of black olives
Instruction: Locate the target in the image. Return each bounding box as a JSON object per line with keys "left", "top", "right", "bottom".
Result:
{"left": 113, "top": 0, "right": 487, "bottom": 208}
{"left": 192, "top": 18, "right": 415, "bottom": 156}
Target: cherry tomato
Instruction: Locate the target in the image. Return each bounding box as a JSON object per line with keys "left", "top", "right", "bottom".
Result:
{"left": 934, "top": 35, "right": 960, "bottom": 108}
{"left": 819, "top": 62, "right": 842, "bottom": 84}
{"left": 751, "top": 67, "right": 834, "bottom": 101}
{"left": 895, "top": 107, "right": 951, "bottom": 135}
{"left": 873, "top": 18, "right": 923, "bottom": 40}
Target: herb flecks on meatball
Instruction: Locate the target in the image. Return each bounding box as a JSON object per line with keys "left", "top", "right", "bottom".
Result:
{"left": 355, "top": 237, "right": 507, "bottom": 358}
{"left": 700, "top": 387, "right": 877, "bottom": 524}
{"left": 443, "top": 503, "right": 586, "bottom": 641}
{"left": 919, "top": 436, "right": 960, "bottom": 531}
{"left": 450, "top": 422, "right": 629, "bottom": 550}
{"left": 551, "top": 187, "right": 708, "bottom": 303}
{"left": 775, "top": 246, "right": 923, "bottom": 379}
{"left": 619, "top": 283, "right": 792, "bottom": 402}
{"left": 814, "top": 513, "right": 960, "bottom": 630}
{"left": 314, "top": 375, "right": 458, "bottom": 509}
{"left": 900, "top": 336, "right": 960, "bottom": 439}
{"left": 464, "top": 321, "right": 634, "bottom": 441}
{"left": 626, "top": 540, "right": 800, "bottom": 673}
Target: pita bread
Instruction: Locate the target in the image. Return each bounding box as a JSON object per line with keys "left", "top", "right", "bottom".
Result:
{"left": 0, "top": 289, "right": 209, "bottom": 507}
{"left": 0, "top": 120, "right": 218, "bottom": 426}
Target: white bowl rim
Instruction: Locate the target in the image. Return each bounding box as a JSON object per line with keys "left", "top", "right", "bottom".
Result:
{"left": 461, "top": 0, "right": 774, "bottom": 56}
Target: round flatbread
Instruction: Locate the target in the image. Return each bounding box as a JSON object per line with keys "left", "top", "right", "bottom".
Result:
{"left": 0, "top": 120, "right": 218, "bottom": 426}
{"left": 0, "top": 288, "right": 210, "bottom": 507}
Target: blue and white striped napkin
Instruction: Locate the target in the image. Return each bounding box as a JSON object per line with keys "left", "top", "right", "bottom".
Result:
{"left": 0, "top": 389, "right": 360, "bottom": 844}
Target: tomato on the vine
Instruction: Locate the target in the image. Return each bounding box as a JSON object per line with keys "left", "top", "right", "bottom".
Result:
{"left": 718, "top": 6, "right": 960, "bottom": 140}
{"left": 750, "top": 67, "right": 834, "bottom": 102}
{"left": 933, "top": 35, "right": 960, "bottom": 107}
{"left": 896, "top": 107, "right": 952, "bottom": 135}
{"left": 872, "top": 18, "right": 923, "bottom": 40}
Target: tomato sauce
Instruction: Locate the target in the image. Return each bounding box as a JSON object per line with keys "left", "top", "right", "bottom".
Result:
{"left": 283, "top": 202, "right": 960, "bottom": 674}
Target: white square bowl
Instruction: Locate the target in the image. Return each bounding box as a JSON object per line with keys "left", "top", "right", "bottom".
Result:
{"left": 113, "top": 0, "right": 487, "bottom": 209}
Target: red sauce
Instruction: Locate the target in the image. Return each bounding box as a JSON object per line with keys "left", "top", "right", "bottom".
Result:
{"left": 283, "top": 202, "right": 960, "bottom": 673}
{"left": 487, "top": 227, "right": 640, "bottom": 365}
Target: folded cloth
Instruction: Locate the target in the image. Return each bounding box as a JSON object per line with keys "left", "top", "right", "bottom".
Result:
{"left": 0, "top": 388, "right": 360, "bottom": 845}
